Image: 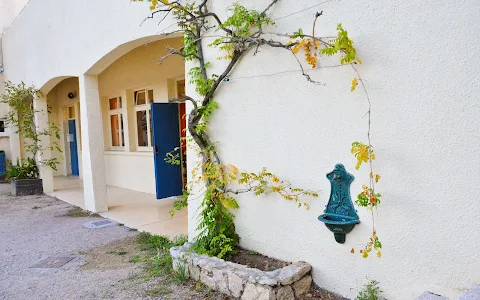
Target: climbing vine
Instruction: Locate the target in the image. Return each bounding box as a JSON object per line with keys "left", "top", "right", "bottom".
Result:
{"left": 137, "top": 0, "right": 382, "bottom": 259}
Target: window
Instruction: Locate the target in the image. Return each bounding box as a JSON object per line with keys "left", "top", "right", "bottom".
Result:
{"left": 68, "top": 106, "right": 75, "bottom": 119}
{"left": 0, "top": 120, "right": 8, "bottom": 137}
{"left": 108, "top": 97, "right": 124, "bottom": 148}
{"left": 134, "top": 89, "right": 154, "bottom": 148}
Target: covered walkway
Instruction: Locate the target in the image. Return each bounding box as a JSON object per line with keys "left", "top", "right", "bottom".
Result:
{"left": 48, "top": 176, "right": 187, "bottom": 237}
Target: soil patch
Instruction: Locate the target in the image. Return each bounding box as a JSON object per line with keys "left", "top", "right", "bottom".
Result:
{"left": 227, "top": 248, "right": 345, "bottom": 299}
{"left": 228, "top": 247, "right": 290, "bottom": 271}
{"left": 84, "top": 234, "right": 228, "bottom": 300}
{"left": 83, "top": 236, "right": 141, "bottom": 270}
{"left": 299, "top": 283, "right": 348, "bottom": 299}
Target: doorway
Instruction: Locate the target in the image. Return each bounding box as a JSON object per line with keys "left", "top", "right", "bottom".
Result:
{"left": 67, "top": 107, "right": 79, "bottom": 176}
{"left": 150, "top": 79, "right": 187, "bottom": 199}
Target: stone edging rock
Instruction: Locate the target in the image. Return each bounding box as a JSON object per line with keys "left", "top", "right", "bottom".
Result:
{"left": 170, "top": 243, "right": 312, "bottom": 300}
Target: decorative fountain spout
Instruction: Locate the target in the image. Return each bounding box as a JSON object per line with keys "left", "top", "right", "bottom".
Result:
{"left": 318, "top": 164, "right": 360, "bottom": 244}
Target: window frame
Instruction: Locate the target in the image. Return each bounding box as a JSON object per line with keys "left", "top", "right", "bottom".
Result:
{"left": 134, "top": 88, "right": 154, "bottom": 150}
{"left": 107, "top": 96, "right": 125, "bottom": 150}
{"left": 0, "top": 119, "right": 9, "bottom": 137}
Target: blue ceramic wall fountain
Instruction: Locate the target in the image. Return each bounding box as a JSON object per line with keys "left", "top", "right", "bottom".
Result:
{"left": 318, "top": 164, "right": 360, "bottom": 244}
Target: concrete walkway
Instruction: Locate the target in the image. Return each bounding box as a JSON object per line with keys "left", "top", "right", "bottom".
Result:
{"left": 49, "top": 176, "right": 188, "bottom": 237}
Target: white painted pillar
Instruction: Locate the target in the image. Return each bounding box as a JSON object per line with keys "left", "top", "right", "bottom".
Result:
{"left": 78, "top": 75, "right": 108, "bottom": 212}
{"left": 33, "top": 95, "right": 54, "bottom": 193}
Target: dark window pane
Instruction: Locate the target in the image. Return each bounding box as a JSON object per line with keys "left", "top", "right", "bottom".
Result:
{"left": 0, "top": 121, "right": 4, "bottom": 133}
{"left": 136, "top": 110, "right": 148, "bottom": 146}
{"left": 148, "top": 89, "right": 154, "bottom": 103}
{"left": 120, "top": 114, "right": 125, "bottom": 147}
{"left": 109, "top": 97, "right": 118, "bottom": 110}
{"left": 68, "top": 106, "right": 75, "bottom": 119}
{"left": 135, "top": 90, "right": 146, "bottom": 106}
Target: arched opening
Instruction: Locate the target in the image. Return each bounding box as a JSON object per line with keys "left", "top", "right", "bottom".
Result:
{"left": 46, "top": 36, "right": 188, "bottom": 235}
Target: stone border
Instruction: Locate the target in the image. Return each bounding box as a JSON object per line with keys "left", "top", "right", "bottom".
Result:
{"left": 170, "top": 243, "right": 312, "bottom": 300}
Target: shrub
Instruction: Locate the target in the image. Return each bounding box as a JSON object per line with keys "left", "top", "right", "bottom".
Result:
{"left": 5, "top": 158, "right": 39, "bottom": 180}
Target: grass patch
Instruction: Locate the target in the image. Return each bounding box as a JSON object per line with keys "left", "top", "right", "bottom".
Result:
{"left": 144, "top": 285, "right": 172, "bottom": 297}
{"left": 136, "top": 232, "right": 188, "bottom": 282}
{"left": 129, "top": 255, "right": 142, "bottom": 263}
{"left": 66, "top": 207, "right": 100, "bottom": 218}
{"left": 78, "top": 250, "right": 87, "bottom": 255}
{"left": 137, "top": 232, "right": 187, "bottom": 252}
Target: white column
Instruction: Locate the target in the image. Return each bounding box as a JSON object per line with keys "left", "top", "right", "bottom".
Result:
{"left": 33, "top": 96, "right": 54, "bottom": 193}
{"left": 78, "top": 75, "right": 108, "bottom": 212}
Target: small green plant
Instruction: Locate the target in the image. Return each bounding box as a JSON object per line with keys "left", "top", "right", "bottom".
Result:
{"left": 172, "top": 260, "right": 188, "bottom": 283}
{"left": 5, "top": 158, "right": 39, "bottom": 180}
{"left": 356, "top": 279, "right": 383, "bottom": 300}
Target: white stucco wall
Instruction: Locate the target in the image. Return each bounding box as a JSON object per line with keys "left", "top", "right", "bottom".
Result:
{"left": 1, "top": 0, "right": 29, "bottom": 157}
{"left": 0, "top": 0, "right": 29, "bottom": 34}
{"left": 186, "top": 1, "right": 480, "bottom": 299}
{"left": 1, "top": 0, "right": 479, "bottom": 299}
{"left": 1, "top": 0, "right": 177, "bottom": 86}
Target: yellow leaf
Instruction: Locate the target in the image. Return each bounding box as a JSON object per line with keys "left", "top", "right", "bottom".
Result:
{"left": 292, "top": 44, "right": 301, "bottom": 54}
{"left": 356, "top": 57, "right": 363, "bottom": 64}
{"left": 377, "top": 251, "right": 382, "bottom": 258}
{"left": 350, "top": 248, "right": 355, "bottom": 254}
{"left": 375, "top": 174, "right": 381, "bottom": 183}
{"left": 351, "top": 78, "right": 358, "bottom": 92}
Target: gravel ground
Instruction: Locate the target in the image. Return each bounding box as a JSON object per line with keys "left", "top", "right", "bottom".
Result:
{"left": 0, "top": 183, "right": 225, "bottom": 300}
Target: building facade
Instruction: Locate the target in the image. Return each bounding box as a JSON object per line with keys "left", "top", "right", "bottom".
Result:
{"left": 1, "top": 0, "right": 479, "bottom": 299}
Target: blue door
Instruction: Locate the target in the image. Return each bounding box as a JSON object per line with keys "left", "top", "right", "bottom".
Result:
{"left": 68, "top": 119, "right": 79, "bottom": 176}
{"left": 151, "top": 103, "right": 182, "bottom": 199}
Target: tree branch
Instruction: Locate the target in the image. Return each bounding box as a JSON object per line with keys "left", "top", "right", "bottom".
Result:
{"left": 141, "top": 8, "right": 173, "bottom": 26}
{"left": 261, "top": 0, "right": 280, "bottom": 16}
{"left": 156, "top": 45, "right": 200, "bottom": 64}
